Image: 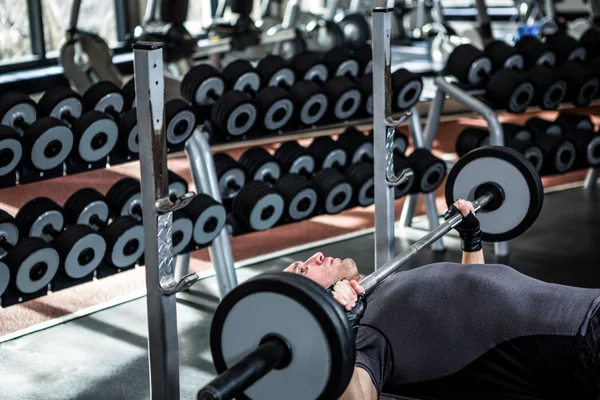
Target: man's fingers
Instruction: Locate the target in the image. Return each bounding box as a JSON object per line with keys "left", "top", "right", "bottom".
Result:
{"left": 335, "top": 280, "right": 358, "bottom": 302}
{"left": 331, "top": 291, "right": 349, "bottom": 307}
{"left": 350, "top": 280, "right": 365, "bottom": 294}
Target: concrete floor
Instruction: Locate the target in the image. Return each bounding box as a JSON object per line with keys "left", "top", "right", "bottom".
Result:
{"left": 0, "top": 186, "right": 599, "bottom": 399}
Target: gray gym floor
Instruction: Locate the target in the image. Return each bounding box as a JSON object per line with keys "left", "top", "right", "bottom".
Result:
{"left": 0, "top": 185, "right": 598, "bottom": 400}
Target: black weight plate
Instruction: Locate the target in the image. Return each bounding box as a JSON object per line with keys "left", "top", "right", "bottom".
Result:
{"left": 514, "top": 36, "right": 556, "bottom": 68}
{"left": 445, "top": 44, "right": 492, "bottom": 86}
{"left": 256, "top": 55, "right": 296, "bottom": 88}
{"left": 407, "top": 149, "right": 446, "bottom": 193}
{"left": 323, "top": 47, "right": 360, "bottom": 79}
{"left": 391, "top": 69, "right": 423, "bottom": 111}
{"left": 103, "top": 216, "right": 144, "bottom": 269}
{"left": 455, "top": 127, "right": 489, "bottom": 157}
{"left": 22, "top": 117, "right": 74, "bottom": 171}
{"left": 83, "top": 81, "right": 124, "bottom": 114}
{"left": 106, "top": 177, "right": 141, "bottom": 219}
{"left": 337, "top": 126, "right": 373, "bottom": 164}
{"left": 445, "top": 146, "right": 544, "bottom": 242}
{"left": 545, "top": 32, "right": 587, "bottom": 63}
{"left": 210, "top": 90, "right": 257, "bottom": 137}
{"left": 171, "top": 210, "right": 193, "bottom": 255}
{"left": 0, "top": 260, "right": 8, "bottom": 296}
{"left": 525, "top": 64, "right": 567, "bottom": 110}
{"left": 117, "top": 108, "right": 139, "bottom": 154}
{"left": 485, "top": 40, "right": 524, "bottom": 71}
{"left": 165, "top": 99, "right": 196, "bottom": 145}
{"left": 64, "top": 188, "right": 110, "bottom": 227}
{"left": 555, "top": 111, "right": 594, "bottom": 134}
{"left": 353, "top": 43, "right": 372, "bottom": 76}
{"left": 485, "top": 68, "right": 534, "bottom": 113}
{"left": 274, "top": 141, "right": 315, "bottom": 176}
{"left": 232, "top": 181, "right": 284, "bottom": 231}
{"left": 359, "top": 73, "right": 373, "bottom": 115}
{"left": 0, "top": 209, "right": 19, "bottom": 259}
{"left": 180, "top": 64, "right": 225, "bottom": 107}
{"left": 254, "top": 87, "right": 294, "bottom": 132}
{"left": 274, "top": 174, "right": 318, "bottom": 221}
{"left": 535, "top": 135, "right": 576, "bottom": 174}
{"left": 0, "top": 91, "right": 37, "bottom": 130}
{"left": 238, "top": 147, "right": 281, "bottom": 183}
{"left": 70, "top": 111, "right": 118, "bottom": 162}
{"left": 324, "top": 76, "right": 362, "bottom": 121}
{"left": 213, "top": 153, "right": 246, "bottom": 200}
{"left": 312, "top": 168, "right": 353, "bottom": 214}
{"left": 210, "top": 271, "right": 355, "bottom": 400}
{"left": 55, "top": 224, "right": 106, "bottom": 279}
{"left": 222, "top": 60, "right": 261, "bottom": 93}
{"left": 0, "top": 126, "right": 22, "bottom": 177}
{"left": 121, "top": 77, "right": 136, "bottom": 110}
{"left": 288, "top": 80, "right": 328, "bottom": 126}
{"left": 580, "top": 28, "right": 600, "bottom": 61}
{"left": 38, "top": 86, "right": 84, "bottom": 120}
{"left": 291, "top": 52, "right": 329, "bottom": 83}
{"left": 16, "top": 197, "right": 64, "bottom": 241}
{"left": 6, "top": 237, "right": 59, "bottom": 294}
{"left": 168, "top": 170, "right": 189, "bottom": 200}
{"left": 344, "top": 162, "right": 374, "bottom": 207}
{"left": 181, "top": 194, "right": 227, "bottom": 245}
{"left": 308, "top": 136, "right": 347, "bottom": 170}
{"left": 338, "top": 13, "right": 370, "bottom": 49}
{"left": 526, "top": 117, "right": 563, "bottom": 137}
{"left": 559, "top": 61, "right": 600, "bottom": 107}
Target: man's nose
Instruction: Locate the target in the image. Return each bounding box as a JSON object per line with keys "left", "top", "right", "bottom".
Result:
{"left": 306, "top": 252, "right": 324, "bottom": 266}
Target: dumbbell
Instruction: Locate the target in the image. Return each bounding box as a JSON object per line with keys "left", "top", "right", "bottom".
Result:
{"left": 289, "top": 51, "right": 363, "bottom": 121}
{"left": 121, "top": 77, "right": 137, "bottom": 111}
{"left": 336, "top": 126, "right": 373, "bottom": 164}
{"left": 406, "top": 149, "right": 447, "bottom": 194}
{"left": 353, "top": 43, "right": 373, "bottom": 77}
{"left": 343, "top": 162, "right": 374, "bottom": 207}
{"left": 554, "top": 112, "right": 595, "bottom": 133}
{"left": 523, "top": 122, "right": 577, "bottom": 175}
{"left": 83, "top": 81, "right": 196, "bottom": 151}
{"left": 525, "top": 116, "right": 564, "bottom": 137}
{"left": 513, "top": 36, "right": 557, "bottom": 69}
{"left": 238, "top": 147, "right": 282, "bottom": 185}
{"left": 359, "top": 69, "right": 424, "bottom": 116}
{"left": 556, "top": 61, "right": 599, "bottom": 107}
{"left": 274, "top": 141, "right": 316, "bottom": 176}
{"left": 15, "top": 197, "right": 106, "bottom": 283}
{"left": 484, "top": 40, "right": 525, "bottom": 71}
{"left": 455, "top": 125, "right": 544, "bottom": 173}
{"left": 256, "top": 55, "right": 328, "bottom": 127}
{"left": 444, "top": 45, "right": 535, "bottom": 113}
{"left": 308, "top": 136, "right": 348, "bottom": 171}
{"left": 181, "top": 64, "right": 257, "bottom": 138}
{"left": 221, "top": 60, "right": 295, "bottom": 133}
{"left": 0, "top": 91, "right": 74, "bottom": 179}
{"left": 0, "top": 125, "right": 22, "bottom": 185}
{"left": 0, "top": 209, "right": 59, "bottom": 298}
{"left": 38, "top": 85, "right": 119, "bottom": 170}
{"left": 106, "top": 177, "right": 225, "bottom": 250}
{"left": 273, "top": 174, "right": 319, "bottom": 222}
{"left": 213, "top": 153, "right": 247, "bottom": 201}
{"left": 63, "top": 188, "right": 145, "bottom": 270}
{"left": 564, "top": 128, "right": 600, "bottom": 169}
{"left": 525, "top": 65, "right": 567, "bottom": 110}
{"left": 544, "top": 32, "right": 587, "bottom": 64}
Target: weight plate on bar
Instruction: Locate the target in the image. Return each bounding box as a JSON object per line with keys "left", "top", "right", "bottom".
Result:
{"left": 445, "top": 146, "right": 543, "bottom": 242}
{"left": 210, "top": 272, "right": 355, "bottom": 400}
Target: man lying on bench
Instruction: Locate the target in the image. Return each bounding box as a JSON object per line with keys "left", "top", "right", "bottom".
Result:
{"left": 284, "top": 200, "right": 600, "bottom": 400}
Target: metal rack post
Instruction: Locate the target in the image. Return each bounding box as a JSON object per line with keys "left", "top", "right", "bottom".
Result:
{"left": 417, "top": 76, "right": 510, "bottom": 257}
{"left": 133, "top": 42, "right": 200, "bottom": 400}
{"left": 584, "top": 168, "right": 598, "bottom": 189}
{"left": 185, "top": 129, "right": 238, "bottom": 297}
{"left": 372, "top": 6, "right": 413, "bottom": 269}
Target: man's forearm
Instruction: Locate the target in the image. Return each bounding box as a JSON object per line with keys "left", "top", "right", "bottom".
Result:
{"left": 339, "top": 367, "right": 378, "bottom": 400}
{"left": 462, "top": 249, "right": 484, "bottom": 264}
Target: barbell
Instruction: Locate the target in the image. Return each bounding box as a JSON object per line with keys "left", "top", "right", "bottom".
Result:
{"left": 198, "top": 146, "right": 544, "bottom": 400}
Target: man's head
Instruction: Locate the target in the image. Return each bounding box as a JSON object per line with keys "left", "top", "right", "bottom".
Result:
{"left": 283, "top": 252, "right": 360, "bottom": 288}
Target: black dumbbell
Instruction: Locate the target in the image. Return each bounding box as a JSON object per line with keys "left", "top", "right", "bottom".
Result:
{"left": 310, "top": 168, "right": 354, "bottom": 214}
{"left": 0, "top": 91, "right": 74, "bottom": 175}
{"left": 231, "top": 180, "right": 285, "bottom": 231}
{"left": 121, "top": 77, "right": 137, "bottom": 111}
{"left": 525, "top": 116, "right": 564, "bottom": 137}
{"left": 455, "top": 126, "right": 544, "bottom": 173}
{"left": 444, "top": 45, "right": 535, "bottom": 113}
{"left": 273, "top": 174, "right": 319, "bottom": 222}
{"left": 534, "top": 133, "right": 577, "bottom": 176}
{"left": 63, "top": 188, "right": 146, "bottom": 269}
{"left": 38, "top": 85, "right": 119, "bottom": 167}
{"left": 15, "top": 197, "right": 106, "bottom": 282}
{"left": 406, "top": 149, "right": 447, "bottom": 194}
{"left": 256, "top": 55, "right": 329, "bottom": 127}
{"left": 323, "top": 46, "right": 361, "bottom": 80}
{"left": 344, "top": 162, "right": 374, "bottom": 207}
{"left": 274, "top": 141, "right": 316, "bottom": 177}
{"left": 0, "top": 126, "right": 23, "bottom": 182}
{"left": 238, "top": 147, "right": 282, "bottom": 184}
{"left": 85, "top": 81, "right": 195, "bottom": 150}
{"left": 484, "top": 40, "right": 525, "bottom": 71}
{"left": 513, "top": 36, "right": 557, "bottom": 69}
{"left": 0, "top": 209, "right": 59, "bottom": 296}
{"left": 290, "top": 51, "right": 363, "bottom": 121}
{"left": 213, "top": 153, "right": 247, "bottom": 201}
{"left": 557, "top": 61, "right": 600, "bottom": 107}
{"left": 525, "top": 65, "right": 567, "bottom": 110}
{"left": 353, "top": 43, "right": 373, "bottom": 77}
{"left": 308, "top": 136, "right": 348, "bottom": 171}
{"left": 554, "top": 112, "right": 595, "bottom": 134}
{"left": 544, "top": 32, "right": 587, "bottom": 64}
{"left": 336, "top": 126, "right": 373, "bottom": 164}
{"left": 390, "top": 69, "right": 424, "bottom": 112}
{"left": 368, "top": 129, "right": 409, "bottom": 155}
{"left": 222, "top": 60, "right": 295, "bottom": 133}
{"left": 181, "top": 64, "right": 257, "bottom": 138}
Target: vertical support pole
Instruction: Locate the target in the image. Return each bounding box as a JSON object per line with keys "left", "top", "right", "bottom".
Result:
{"left": 544, "top": 0, "right": 555, "bottom": 21}
{"left": 399, "top": 194, "right": 418, "bottom": 227}
{"left": 584, "top": 168, "right": 598, "bottom": 189}
{"left": 133, "top": 42, "right": 181, "bottom": 400}
{"left": 372, "top": 7, "right": 396, "bottom": 269}
{"left": 423, "top": 89, "right": 445, "bottom": 149}
{"left": 186, "top": 130, "right": 238, "bottom": 297}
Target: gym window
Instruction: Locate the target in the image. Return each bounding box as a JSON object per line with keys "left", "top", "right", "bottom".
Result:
{"left": 0, "top": 0, "right": 130, "bottom": 75}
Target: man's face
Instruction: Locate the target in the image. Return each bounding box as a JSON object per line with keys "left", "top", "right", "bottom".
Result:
{"left": 283, "top": 252, "right": 360, "bottom": 288}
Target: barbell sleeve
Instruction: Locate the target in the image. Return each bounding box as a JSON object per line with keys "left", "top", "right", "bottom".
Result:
{"left": 198, "top": 336, "right": 291, "bottom": 400}
{"left": 360, "top": 192, "right": 493, "bottom": 294}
